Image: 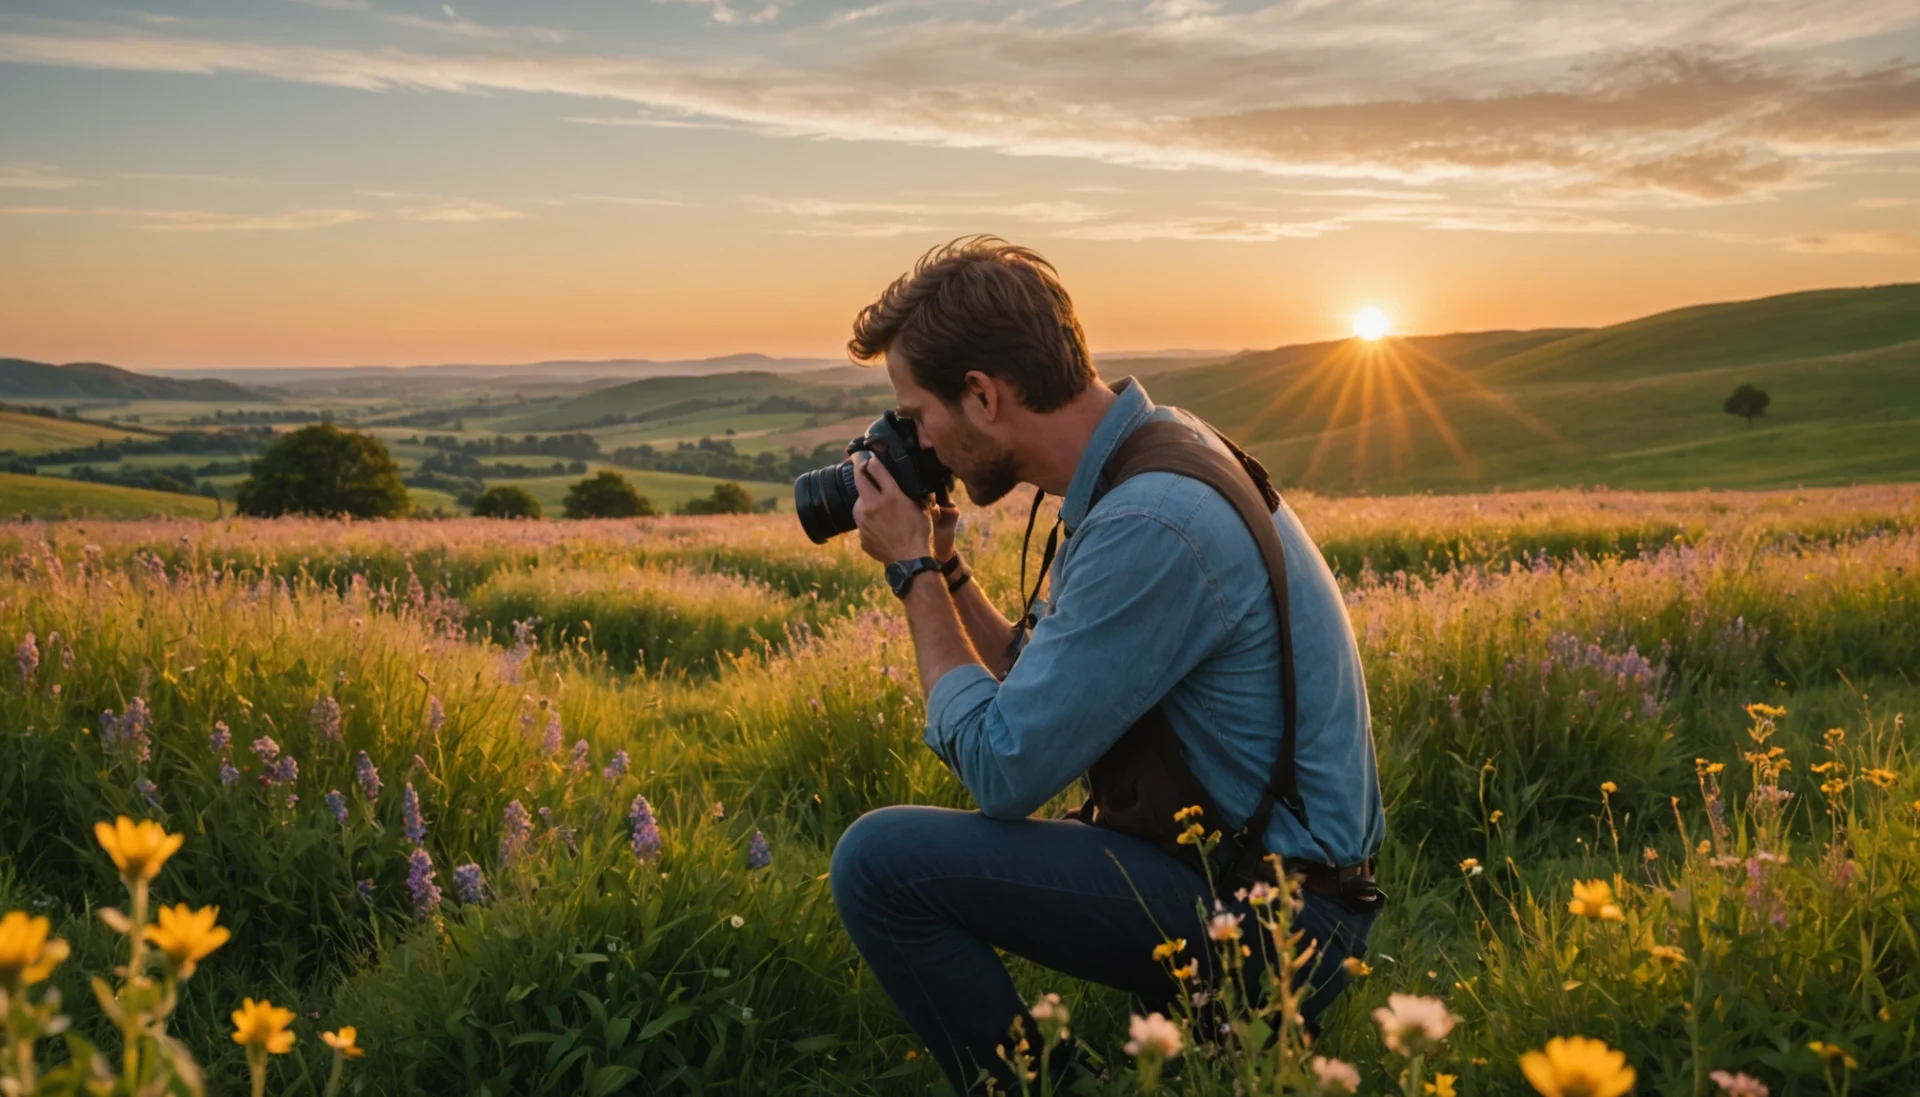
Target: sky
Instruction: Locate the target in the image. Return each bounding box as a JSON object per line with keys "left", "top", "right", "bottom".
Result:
{"left": 0, "top": 0, "right": 1917, "bottom": 370}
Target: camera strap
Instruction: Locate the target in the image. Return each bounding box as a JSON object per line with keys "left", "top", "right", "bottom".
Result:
{"left": 1007, "top": 487, "right": 1061, "bottom": 664}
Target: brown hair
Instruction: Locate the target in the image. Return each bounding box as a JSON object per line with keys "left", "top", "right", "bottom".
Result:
{"left": 848, "top": 235, "right": 1097, "bottom": 412}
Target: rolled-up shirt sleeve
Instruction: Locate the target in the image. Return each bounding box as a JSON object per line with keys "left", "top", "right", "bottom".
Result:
{"left": 922, "top": 504, "right": 1236, "bottom": 819}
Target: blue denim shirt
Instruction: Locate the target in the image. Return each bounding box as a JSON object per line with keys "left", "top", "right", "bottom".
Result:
{"left": 924, "top": 378, "right": 1385, "bottom": 866}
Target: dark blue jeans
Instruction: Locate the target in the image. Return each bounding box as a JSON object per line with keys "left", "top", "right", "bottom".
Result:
{"left": 830, "top": 806, "right": 1377, "bottom": 1093}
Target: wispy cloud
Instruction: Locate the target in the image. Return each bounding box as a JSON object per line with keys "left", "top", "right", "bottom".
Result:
{"left": 0, "top": 163, "right": 90, "bottom": 190}
{"left": 653, "top": 0, "right": 787, "bottom": 26}
{"left": 287, "top": 0, "right": 566, "bottom": 42}
{"left": 569, "top": 194, "right": 699, "bottom": 207}
{"left": 0, "top": 205, "right": 369, "bottom": 231}
{"left": 124, "top": 171, "right": 261, "bottom": 186}
{"left": 355, "top": 190, "right": 528, "bottom": 222}
{"left": 754, "top": 197, "right": 1111, "bottom": 224}
{"left": 0, "top": 8, "right": 1916, "bottom": 232}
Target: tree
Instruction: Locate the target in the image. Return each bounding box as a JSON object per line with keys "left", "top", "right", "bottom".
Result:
{"left": 234, "top": 424, "right": 410, "bottom": 518}
{"left": 678, "top": 481, "right": 756, "bottom": 516}
{"left": 471, "top": 484, "right": 542, "bottom": 519}
{"left": 1723, "top": 383, "right": 1771, "bottom": 428}
{"left": 562, "top": 470, "right": 655, "bottom": 519}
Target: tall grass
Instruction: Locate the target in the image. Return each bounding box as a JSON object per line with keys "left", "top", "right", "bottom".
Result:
{"left": 2, "top": 486, "right": 1916, "bottom": 1094}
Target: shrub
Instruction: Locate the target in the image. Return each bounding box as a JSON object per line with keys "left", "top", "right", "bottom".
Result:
{"left": 678, "top": 481, "right": 756, "bottom": 516}
{"left": 561, "top": 471, "right": 655, "bottom": 519}
{"left": 234, "top": 424, "right": 410, "bottom": 518}
{"left": 470, "top": 485, "right": 541, "bottom": 520}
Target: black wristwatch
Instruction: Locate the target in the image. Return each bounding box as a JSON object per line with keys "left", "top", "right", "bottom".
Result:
{"left": 885, "top": 556, "right": 943, "bottom": 599}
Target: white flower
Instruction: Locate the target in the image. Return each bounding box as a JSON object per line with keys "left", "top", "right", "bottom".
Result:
{"left": 729, "top": 914, "right": 745, "bottom": 928}
{"left": 1124, "top": 1013, "right": 1184, "bottom": 1060}
{"left": 1310, "top": 1055, "right": 1362, "bottom": 1094}
{"left": 1710, "top": 1071, "right": 1769, "bottom": 1097}
{"left": 1246, "top": 881, "right": 1278, "bottom": 905}
{"left": 1208, "top": 911, "right": 1244, "bottom": 941}
{"left": 1371, "top": 993, "right": 1458, "bottom": 1056}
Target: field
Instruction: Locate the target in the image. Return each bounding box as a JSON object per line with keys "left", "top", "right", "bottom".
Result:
{"left": 0, "top": 409, "right": 139, "bottom": 455}
{"left": 0, "top": 470, "right": 221, "bottom": 519}
{"left": 3, "top": 484, "right": 1917, "bottom": 1095}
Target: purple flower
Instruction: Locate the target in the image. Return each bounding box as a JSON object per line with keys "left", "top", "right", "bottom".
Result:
{"left": 403, "top": 782, "right": 427, "bottom": 845}
{"left": 251, "top": 736, "right": 281, "bottom": 767}
{"left": 354, "top": 751, "right": 382, "bottom": 803}
{"left": 219, "top": 760, "right": 240, "bottom": 787}
{"left": 284, "top": 792, "right": 299, "bottom": 810}
{"left": 209, "top": 721, "right": 231, "bottom": 755}
{"left": 326, "top": 789, "right": 348, "bottom": 825}
{"left": 16, "top": 631, "right": 38, "bottom": 683}
{"left": 134, "top": 777, "right": 161, "bottom": 809}
{"left": 270, "top": 755, "right": 299, "bottom": 786}
{"left": 501, "top": 799, "right": 532, "bottom": 861}
{"left": 569, "top": 739, "right": 590, "bottom": 775}
{"left": 602, "top": 749, "right": 630, "bottom": 781}
{"left": 406, "top": 848, "right": 441, "bottom": 917}
{"left": 309, "top": 695, "right": 342, "bottom": 743}
{"left": 747, "top": 830, "right": 771, "bottom": 871}
{"left": 426, "top": 695, "right": 445, "bottom": 733}
{"left": 356, "top": 878, "right": 375, "bottom": 902}
{"left": 628, "top": 795, "right": 661, "bottom": 863}
{"left": 101, "top": 699, "right": 153, "bottom": 764}
{"left": 453, "top": 863, "right": 486, "bottom": 904}
{"left": 540, "top": 713, "right": 563, "bottom": 758}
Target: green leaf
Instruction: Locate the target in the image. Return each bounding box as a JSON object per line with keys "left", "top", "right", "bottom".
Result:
{"left": 587, "top": 1065, "right": 642, "bottom": 1097}
{"left": 638, "top": 1005, "right": 693, "bottom": 1041}
{"left": 505, "top": 983, "right": 538, "bottom": 1004}
{"left": 790, "top": 1035, "right": 843, "bottom": 1054}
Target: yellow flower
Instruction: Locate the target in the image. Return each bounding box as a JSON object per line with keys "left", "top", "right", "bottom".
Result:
{"left": 1808, "top": 1042, "right": 1858, "bottom": 1070}
{"left": 1152, "top": 938, "right": 1187, "bottom": 962}
{"left": 1863, "top": 768, "right": 1897, "bottom": 790}
{"left": 231, "top": 998, "right": 297, "bottom": 1054}
{"left": 1568, "top": 879, "right": 1625, "bottom": 922}
{"left": 94, "top": 817, "right": 184, "bottom": 884}
{"left": 1648, "top": 945, "right": 1687, "bottom": 964}
{"left": 1170, "top": 962, "right": 1197, "bottom": 981}
{"left": 1519, "top": 1035, "right": 1636, "bottom": 1097}
{"left": 145, "top": 904, "right": 231, "bottom": 978}
{"left": 1172, "top": 805, "right": 1204, "bottom": 823}
{"left": 1600, "top": 782, "right": 1618, "bottom": 795}
{"left": 1343, "top": 957, "right": 1373, "bottom": 977}
{"left": 1460, "top": 858, "right": 1482, "bottom": 875}
{"left": 1746, "top": 703, "right": 1786, "bottom": 720}
{"left": 321, "top": 1026, "right": 365, "bottom": 1060}
{"left": 0, "top": 911, "right": 70, "bottom": 990}
{"left": 1425, "top": 1073, "right": 1459, "bottom": 1097}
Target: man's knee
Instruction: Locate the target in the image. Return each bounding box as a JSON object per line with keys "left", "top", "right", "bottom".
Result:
{"left": 829, "top": 805, "right": 926, "bottom": 915}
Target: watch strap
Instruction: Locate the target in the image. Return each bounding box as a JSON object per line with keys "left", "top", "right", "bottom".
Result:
{"left": 887, "top": 556, "right": 942, "bottom": 599}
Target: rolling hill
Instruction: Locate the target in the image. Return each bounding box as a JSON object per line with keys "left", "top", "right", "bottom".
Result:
{"left": 0, "top": 409, "right": 141, "bottom": 455}
{"left": 1151, "top": 284, "right": 1919, "bottom": 493}
{"left": 0, "top": 471, "right": 221, "bottom": 519}
{"left": 0, "top": 359, "right": 270, "bottom": 402}
{"left": 495, "top": 371, "right": 888, "bottom": 433}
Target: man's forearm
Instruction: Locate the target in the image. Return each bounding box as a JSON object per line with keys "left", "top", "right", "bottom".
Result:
{"left": 950, "top": 576, "right": 1017, "bottom": 678}
{"left": 899, "top": 574, "right": 986, "bottom": 699}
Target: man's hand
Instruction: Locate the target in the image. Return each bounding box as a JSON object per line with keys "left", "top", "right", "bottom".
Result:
{"left": 932, "top": 488, "right": 960, "bottom": 562}
{"left": 851, "top": 450, "right": 935, "bottom": 565}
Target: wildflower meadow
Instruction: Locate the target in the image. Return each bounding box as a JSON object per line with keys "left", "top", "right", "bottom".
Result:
{"left": 2, "top": 484, "right": 1918, "bottom": 1095}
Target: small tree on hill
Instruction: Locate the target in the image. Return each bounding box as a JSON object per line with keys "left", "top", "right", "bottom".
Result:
{"left": 678, "top": 481, "right": 755, "bottom": 516}
{"left": 472, "top": 484, "right": 542, "bottom": 519}
{"left": 235, "top": 423, "right": 410, "bottom": 518}
{"left": 1723, "top": 383, "right": 1770, "bottom": 428}
{"left": 562, "top": 470, "right": 656, "bottom": 519}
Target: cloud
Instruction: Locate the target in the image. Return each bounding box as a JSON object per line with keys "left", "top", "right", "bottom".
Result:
{"left": 653, "top": 0, "right": 787, "bottom": 26}
{"left": 569, "top": 194, "right": 698, "bottom": 207}
{"left": 287, "top": 0, "right": 566, "bottom": 42}
{"left": 1, "top": 12, "right": 1917, "bottom": 219}
{"left": 0, "top": 163, "right": 90, "bottom": 190}
{"left": 0, "top": 204, "right": 369, "bottom": 231}
{"left": 754, "top": 197, "right": 1111, "bottom": 224}
{"left": 124, "top": 172, "right": 261, "bottom": 185}
{"left": 355, "top": 190, "right": 528, "bottom": 221}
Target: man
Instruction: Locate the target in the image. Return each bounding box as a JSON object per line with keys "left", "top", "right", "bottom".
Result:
{"left": 828, "top": 235, "right": 1384, "bottom": 1093}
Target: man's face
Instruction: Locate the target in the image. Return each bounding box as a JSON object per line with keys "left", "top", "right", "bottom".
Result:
{"left": 884, "top": 351, "right": 1021, "bottom": 506}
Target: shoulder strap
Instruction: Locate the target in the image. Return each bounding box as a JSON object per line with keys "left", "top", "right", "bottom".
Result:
{"left": 1102, "top": 418, "right": 1316, "bottom": 853}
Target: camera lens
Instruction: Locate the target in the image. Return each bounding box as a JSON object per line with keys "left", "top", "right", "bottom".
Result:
{"left": 794, "top": 460, "right": 860, "bottom": 544}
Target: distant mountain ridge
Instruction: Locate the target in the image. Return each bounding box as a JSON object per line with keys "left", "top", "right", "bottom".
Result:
{"left": 145, "top": 354, "right": 849, "bottom": 388}
{"left": 0, "top": 359, "right": 270, "bottom": 402}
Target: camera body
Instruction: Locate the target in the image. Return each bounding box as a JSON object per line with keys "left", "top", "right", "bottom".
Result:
{"left": 794, "top": 410, "right": 953, "bottom": 544}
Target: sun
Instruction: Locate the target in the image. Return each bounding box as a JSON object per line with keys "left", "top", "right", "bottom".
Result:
{"left": 1353, "top": 307, "right": 1391, "bottom": 341}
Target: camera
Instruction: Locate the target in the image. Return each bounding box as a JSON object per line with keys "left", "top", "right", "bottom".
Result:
{"left": 794, "top": 410, "right": 953, "bottom": 544}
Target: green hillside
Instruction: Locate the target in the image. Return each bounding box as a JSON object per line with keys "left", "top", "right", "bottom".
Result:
{"left": 497, "top": 372, "right": 884, "bottom": 433}
{"left": 1152, "top": 284, "right": 1920, "bottom": 494}
{"left": 0, "top": 359, "right": 269, "bottom": 402}
{"left": 0, "top": 472, "right": 220, "bottom": 519}
{"left": 0, "top": 410, "right": 140, "bottom": 455}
